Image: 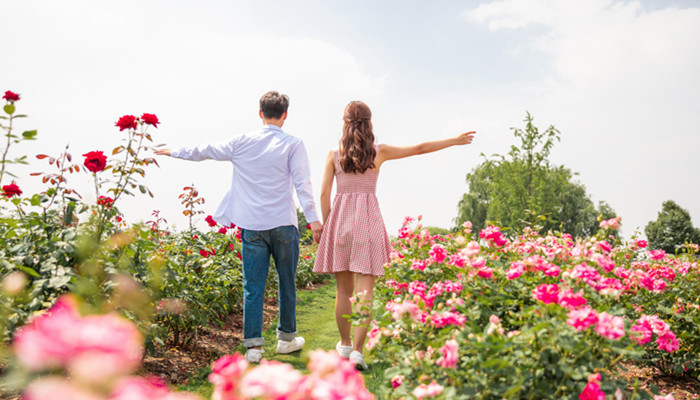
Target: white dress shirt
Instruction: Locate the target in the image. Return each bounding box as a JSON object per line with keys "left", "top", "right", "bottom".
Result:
{"left": 171, "top": 124, "right": 319, "bottom": 230}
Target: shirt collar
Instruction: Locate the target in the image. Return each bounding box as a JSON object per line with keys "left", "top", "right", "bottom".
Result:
{"left": 263, "top": 124, "right": 283, "bottom": 132}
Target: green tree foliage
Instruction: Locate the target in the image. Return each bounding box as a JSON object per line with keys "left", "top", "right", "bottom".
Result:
{"left": 645, "top": 200, "right": 700, "bottom": 253}
{"left": 455, "top": 113, "right": 616, "bottom": 237}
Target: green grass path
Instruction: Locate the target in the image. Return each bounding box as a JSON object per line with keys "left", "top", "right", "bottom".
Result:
{"left": 179, "top": 279, "right": 387, "bottom": 398}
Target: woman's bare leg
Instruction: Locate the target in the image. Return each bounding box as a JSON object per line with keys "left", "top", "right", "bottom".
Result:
{"left": 335, "top": 271, "right": 355, "bottom": 346}
{"left": 352, "top": 273, "right": 376, "bottom": 353}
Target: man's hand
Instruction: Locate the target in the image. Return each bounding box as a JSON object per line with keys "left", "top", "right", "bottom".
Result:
{"left": 309, "top": 221, "right": 323, "bottom": 243}
{"left": 154, "top": 148, "right": 172, "bottom": 156}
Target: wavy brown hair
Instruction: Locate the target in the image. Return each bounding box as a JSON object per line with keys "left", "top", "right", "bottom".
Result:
{"left": 339, "top": 101, "right": 376, "bottom": 174}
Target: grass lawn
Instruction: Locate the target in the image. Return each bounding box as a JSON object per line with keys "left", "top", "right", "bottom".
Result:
{"left": 178, "top": 278, "right": 388, "bottom": 398}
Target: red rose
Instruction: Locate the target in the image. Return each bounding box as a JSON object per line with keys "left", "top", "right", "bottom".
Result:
{"left": 141, "top": 113, "right": 159, "bottom": 127}
{"left": 2, "top": 91, "right": 20, "bottom": 102}
{"left": 306, "top": 224, "right": 311, "bottom": 229}
{"left": 217, "top": 227, "right": 228, "bottom": 234}
{"left": 83, "top": 151, "right": 107, "bottom": 173}
{"left": 2, "top": 182, "right": 22, "bottom": 198}
{"left": 199, "top": 249, "right": 211, "bottom": 258}
{"left": 97, "top": 196, "right": 114, "bottom": 208}
{"left": 115, "top": 115, "right": 138, "bottom": 131}
{"left": 205, "top": 215, "right": 217, "bottom": 227}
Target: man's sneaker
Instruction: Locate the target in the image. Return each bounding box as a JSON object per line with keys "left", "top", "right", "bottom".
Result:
{"left": 276, "top": 337, "right": 305, "bottom": 354}
{"left": 336, "top": 341, "right": 352, "bottom": 359}
{"left": 349, "top": 350, "right": 367, "bottom": 370}
{"left": 245, "top": 348, "right": 264, "bottom": 363}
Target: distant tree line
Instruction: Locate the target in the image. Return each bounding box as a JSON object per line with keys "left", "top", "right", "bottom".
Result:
{"left": 454, "top": 113, "right": 615, "bottom": 238}
{"left": 452, "top": 113, "right": 699, "bottom": 254}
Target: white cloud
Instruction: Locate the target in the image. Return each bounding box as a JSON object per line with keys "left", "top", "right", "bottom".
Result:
{"left": 2, "top": 1, "right": 386, "bottom": 230}
{"left": 461, "top": 0, "right": 700, "bottom": 236}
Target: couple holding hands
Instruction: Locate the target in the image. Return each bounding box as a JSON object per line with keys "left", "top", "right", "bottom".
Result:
{"left": 155, "top": 91, "right": 475, "bottom": 369}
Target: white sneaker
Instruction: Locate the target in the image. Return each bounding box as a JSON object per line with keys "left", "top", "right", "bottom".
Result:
{"left": 349, "top": 350, "right": 367, "bottom": 370}
{"left": 276, "top": 337, "right": 305, "bottom": 354}
{"left": 336, "top": 341, "right": 352, "bottom": 359}
{"left": 245, "top": 348, "right": 264, "bottom": 363}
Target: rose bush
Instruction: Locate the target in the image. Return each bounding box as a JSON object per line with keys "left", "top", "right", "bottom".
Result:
{"left": 365, "top": 216, "right": 698, "bottom": 399}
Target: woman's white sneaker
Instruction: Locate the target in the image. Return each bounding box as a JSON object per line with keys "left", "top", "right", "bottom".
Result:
{"left": 349, "top": 350, "right": 367, "bottom": 370}
{"left": 336, "top": 341, "right": 352, "bottom": 359}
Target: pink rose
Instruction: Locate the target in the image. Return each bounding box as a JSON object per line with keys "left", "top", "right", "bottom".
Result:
{"left": 579, "top": 381, "right": 605, "bottom": 400}
{"left": 532, "top": 284, "right": 559, "bottom": 304}
{"left": 239, "top": 360, "right": 303, "bottom": 399}
{"left": 413, "top": 380, "right": 444, "bottom": 399}
{"left": 507, "top": 261, "right": 524, "bottom": 280}
{"left": 595, "top": 312, "right": 625, "bottom": 340}
{"left": 558, "top": 289, "right": 588, "bottom": 310}
{"left": 656, "top": 332, "right": 679, "bottom": 352}
{"left": 429, "top": 244, "right": 447, "bottom": 263}
{"left": 567, "top": 306, "right": 598, "bottom": 331}
{"left": 12, "top": 295, "right": 143, "bottom": 377}
{"left": 436, "top": 339, "right": 459, "bottom": 369}
{"left": 391, "top": 375, "right": 405, "bottom": 389}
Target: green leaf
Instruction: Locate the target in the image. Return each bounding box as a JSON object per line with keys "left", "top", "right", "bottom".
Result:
{"left": 30, "top": 194, "right": 42, "bottom": 206}
{"left": 22, "top": 130, "right": 38, "bottom": 140}
{"left": 4, "top": 104, "right": 15, "bottom": 115}
{"left": 63, "top": 202, "right": 75, "bottom": 226}
{"left": 16, "top": 265, "right": 41, "bottom": 278}
{"left": 138, "top": 184, "right": 147, "bottom": 194}
{"left": 48, "top": 275, "right": 72, "bottom": 289}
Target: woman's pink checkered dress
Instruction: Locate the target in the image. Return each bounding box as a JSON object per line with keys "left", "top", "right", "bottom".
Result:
{"left": 313, "top": 150, "right": 391, "bottom": 277}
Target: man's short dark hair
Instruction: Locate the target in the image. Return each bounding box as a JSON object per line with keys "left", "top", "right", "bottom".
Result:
{"left": 259, "top": 91, "right": 290, "bottom": 119}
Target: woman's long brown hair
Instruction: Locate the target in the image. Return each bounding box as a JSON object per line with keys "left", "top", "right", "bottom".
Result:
{"left": 339, "top": 101, "right": 376, "bottom": 174}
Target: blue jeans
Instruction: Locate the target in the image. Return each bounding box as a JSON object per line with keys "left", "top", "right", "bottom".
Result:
{"left": 240, "top": 225, "right": 299, "bottom": 348}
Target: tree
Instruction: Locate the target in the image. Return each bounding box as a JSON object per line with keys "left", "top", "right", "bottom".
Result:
{"left": 645, "top": 200, "right": 700, "bottom": 254}
{"left": 455, "top": 113, "right": 616, "bottom": 238}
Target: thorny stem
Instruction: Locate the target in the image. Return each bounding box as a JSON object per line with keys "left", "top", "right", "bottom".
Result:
{"left": 0, "top": 113, "right": 13, "bottom": 185}
{"left": 113, "top": 127, "right": 146, "bottom": 204}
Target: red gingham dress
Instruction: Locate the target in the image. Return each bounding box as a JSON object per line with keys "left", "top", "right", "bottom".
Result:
{"left": 313, "top": 150, "right": 391, "bottom": 277}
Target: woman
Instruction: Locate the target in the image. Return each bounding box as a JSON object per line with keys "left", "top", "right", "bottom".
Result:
{"left": 313, "top": 100, "right": 476, "bottom": 369}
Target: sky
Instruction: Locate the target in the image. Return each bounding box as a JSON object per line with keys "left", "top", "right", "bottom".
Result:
{"left": 2, "top": 0, "right": 699, "bottom": 239}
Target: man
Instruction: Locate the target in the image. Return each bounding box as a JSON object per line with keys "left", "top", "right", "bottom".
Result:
{"left": 155, "top": 91, "right": 323, "bottom": 363}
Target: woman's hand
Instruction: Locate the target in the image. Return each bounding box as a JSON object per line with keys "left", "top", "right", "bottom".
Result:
{"left": 454, "top": 131, "right": 476, "bottom": 145}
{"left": 154, "top": 148, "right": 172, "bottom": 156}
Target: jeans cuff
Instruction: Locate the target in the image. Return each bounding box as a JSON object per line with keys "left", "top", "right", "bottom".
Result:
{"left": 276, "top": 329, "right": 297, "bottom": 342}
{"left": 243, "top": 337, "right": 265, "bottom": 348}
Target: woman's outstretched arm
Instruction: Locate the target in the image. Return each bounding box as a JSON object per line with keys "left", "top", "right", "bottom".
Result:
{"left": 375, "top": 131, "right": 476, "bottom": 169}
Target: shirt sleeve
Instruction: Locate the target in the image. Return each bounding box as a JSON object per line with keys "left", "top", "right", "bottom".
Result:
{"left": 289, "top": 140, "right": 320, "bottom": 223}
{"left": 170, "top": 139, "right": 236, "bottom": 161}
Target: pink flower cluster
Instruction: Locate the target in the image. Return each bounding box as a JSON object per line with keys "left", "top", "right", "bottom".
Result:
{"left": 599, "top": 216, "right": 621, "bottom": 230}
{"left": 630, "top": 315, "right": 679, "bottom": 352}
{"left": 579, "top": 373, "right": 605, "bottom": 400}
{"left": 436, "top": 339, "right": 459, "bottom": 368}
{"left": 208, "top": 350, "right": 374, "bottom": 400}
{"left": 412, "top": 380, "right": 444, "bottom": 399}
{"left": 13, "top": 296, "right": 143, "bottom": 375}
{"left": 13, "top": 295, "right": 200, "bottom": 400}
{"left": 479, "top": 225, "right": 508, "bottom": 247}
